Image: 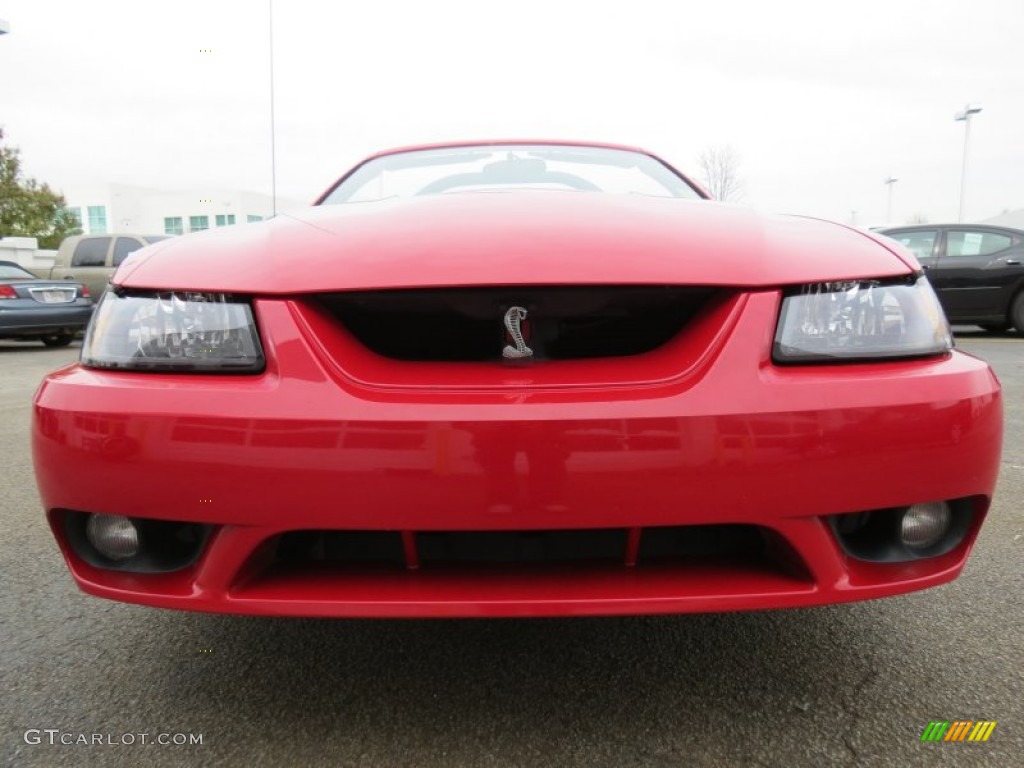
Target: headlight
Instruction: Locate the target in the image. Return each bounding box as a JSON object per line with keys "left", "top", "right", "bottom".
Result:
{"left": 773, "top": 276, "right": 952, "bottom": 363}
{"left": 82, "top": 291, "right": 265, "bottom": 372}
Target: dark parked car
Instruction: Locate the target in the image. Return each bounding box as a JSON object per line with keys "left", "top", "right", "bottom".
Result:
{"left": 0, "top": 261, "right": 93, "bottom": 346}
{"left": 879, "top": 224, "right": 1024, "bottom": 332}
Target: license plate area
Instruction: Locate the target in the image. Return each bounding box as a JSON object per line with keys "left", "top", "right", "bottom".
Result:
{"left": 31, "top": 288, "right": 76, "bottom": 304}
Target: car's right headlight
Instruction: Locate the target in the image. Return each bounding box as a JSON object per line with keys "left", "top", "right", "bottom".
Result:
{"left": 773, "top": 275, "right": 953, "bottom": 363}
{"left": 82, "top": 291, "right": 265, "bottom": 372}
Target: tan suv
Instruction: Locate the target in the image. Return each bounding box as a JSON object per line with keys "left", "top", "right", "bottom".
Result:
{"left": 45, "top": 234, "right": 171, "bottom": 298}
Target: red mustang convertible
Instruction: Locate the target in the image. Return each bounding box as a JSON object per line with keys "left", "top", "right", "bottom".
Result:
{"left": 32, "top": 141, "right": 1002, "bottom": 617}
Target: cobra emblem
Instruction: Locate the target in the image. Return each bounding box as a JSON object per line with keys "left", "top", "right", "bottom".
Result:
{"left": 502, "top": 306, "right": 533, "bottom": 359}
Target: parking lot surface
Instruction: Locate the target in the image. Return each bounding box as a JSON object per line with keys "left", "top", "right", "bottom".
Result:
{"left": 2, "top": 332, "right": 1021, "bottom": 767}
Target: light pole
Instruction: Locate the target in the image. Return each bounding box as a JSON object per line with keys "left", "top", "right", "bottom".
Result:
{"left": 954, "top": 104, "right": 982, "bottom": 222}
{"left": 884, "top": 176, "right": 898, "bottom": 224}
{"left": 268, "top": 0, "right": 277, "bottom": 217}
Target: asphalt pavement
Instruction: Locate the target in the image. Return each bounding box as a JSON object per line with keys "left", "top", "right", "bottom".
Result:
{"left": 2, "top": 332, "right": 1021, "bottom": 768}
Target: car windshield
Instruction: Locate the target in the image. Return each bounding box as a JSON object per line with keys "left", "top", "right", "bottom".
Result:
{"left": 320, "top": 145, "right": 703, "bottom": 204}
{"left": 0, "top": 263, "right": 36, "bottom": 279}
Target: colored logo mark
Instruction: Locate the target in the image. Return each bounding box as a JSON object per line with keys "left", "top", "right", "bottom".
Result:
{"left": 921, "top": 721, "right": 996, "bottom": 742}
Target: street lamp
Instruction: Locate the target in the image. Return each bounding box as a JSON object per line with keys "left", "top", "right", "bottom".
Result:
{"left": 268, "top": 0, "right": 277, "bottom": 217}
{"left": 884, "top": 176, "right": 899, "bottom": 224}
{"left": 954, "top": 104, "right": 982, "bottom": 222}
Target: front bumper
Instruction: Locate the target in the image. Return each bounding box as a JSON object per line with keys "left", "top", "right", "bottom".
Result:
{"left": 32, "top": 294, "right": 1003, "bottom": 617}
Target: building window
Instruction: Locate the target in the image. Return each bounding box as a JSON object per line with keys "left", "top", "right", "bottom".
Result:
{"left": 87, "top": 205, "right": 107, "bottom": 234}
{"left": 247, "top": 215, "right": 263, "bottom": 223}
{"left": 63, "top": 206, "right": 82, "bottom": 229}
{"left": 189, "top": 215, "right": 209, "bottom": 232}
{"left": 215, "top": 214, "right": 236, "bottom": 227}
{"left": 164, "top": 217, "right": 184, "bottom": 235}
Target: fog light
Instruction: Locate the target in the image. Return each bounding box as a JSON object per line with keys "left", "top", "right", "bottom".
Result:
{"left": 900, "top": 502, "right": 952, "bottom": 551}
{"left": 85, "top": 514, "right": 140, "bottom": 560}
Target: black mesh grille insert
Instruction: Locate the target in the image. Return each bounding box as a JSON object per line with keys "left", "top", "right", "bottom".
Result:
{"left": 314, "top": 285, "right": 718, "bottom": 361}
{"left": 417, "top": 529, "right": 627, "bottom": 565}
{"left": 271, "top": 525, "right": 784, "bottom": 571}
{"left": 639, "top": 525, "right": 765, "bottom": 561}
{"left": 276, "top": 530, "right": 406, "bottom": 567}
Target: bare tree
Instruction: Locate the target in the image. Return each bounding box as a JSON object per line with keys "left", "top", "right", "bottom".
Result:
{"left": 697, "top": 145, "right": 743, "bottom": 202}
{"left": 908, "top": 212, "right": 929, "bottom": 224}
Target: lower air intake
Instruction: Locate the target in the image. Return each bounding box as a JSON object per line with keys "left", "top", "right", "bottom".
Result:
{"left": 271, "top": 524, "right": 789, "bottom": 571}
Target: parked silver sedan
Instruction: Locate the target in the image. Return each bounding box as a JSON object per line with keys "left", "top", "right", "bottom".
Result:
{"left": 0, "top": 260, "right": 93, "bottom": 346}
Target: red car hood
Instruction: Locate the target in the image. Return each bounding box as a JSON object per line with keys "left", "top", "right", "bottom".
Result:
{"left": 116, "top": 192, "right": 915, "bottom": 294}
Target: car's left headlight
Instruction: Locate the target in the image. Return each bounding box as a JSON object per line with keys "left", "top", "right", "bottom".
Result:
{"left": 82, "top": 291, "right": 265, "bottom": 372}
{"left": 773, "top": 275, "right": 952, "bottom": 363}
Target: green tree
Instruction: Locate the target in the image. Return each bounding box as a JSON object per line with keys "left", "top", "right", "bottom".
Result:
{"left": 0, "top": 129, "right": 81, "bottom": 249}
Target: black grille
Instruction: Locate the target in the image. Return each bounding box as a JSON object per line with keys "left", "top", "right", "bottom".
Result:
{"left": 315, "top": 286, "right": 718, "bottom": 361}
{"left": 272, "top": 525, "right": 776, "bottom": 570}
{"left": 417, "top": 529, "right": 627, "bottom": 565}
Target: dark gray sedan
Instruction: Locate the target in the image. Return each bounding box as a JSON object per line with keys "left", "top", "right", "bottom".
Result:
{"left": 0, "top": 260, "right": 93, "bottom": 346}
{"left": 879, "top": 224, "right": 1024, "bottom": 332}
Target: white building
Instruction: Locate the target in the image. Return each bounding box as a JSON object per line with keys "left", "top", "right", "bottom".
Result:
{"left": 61, "top": 183, "right": 307, "bottom": 237}
{"left": 0, "top": 236, "right": 54, "bottom": 272}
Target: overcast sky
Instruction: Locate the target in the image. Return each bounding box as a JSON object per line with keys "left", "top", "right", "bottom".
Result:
{"left": 1, "top": 0, "right": 1022, "bottom": 225}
